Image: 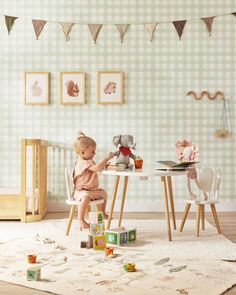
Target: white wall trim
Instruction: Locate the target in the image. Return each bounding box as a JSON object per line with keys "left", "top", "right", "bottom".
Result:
{"left": 47, "top": 199, "right": 236, "bottom": 213}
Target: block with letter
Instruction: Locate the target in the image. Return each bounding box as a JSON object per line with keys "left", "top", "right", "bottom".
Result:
{"left": 105, "top": 227, "right": 136, "bottom": 246}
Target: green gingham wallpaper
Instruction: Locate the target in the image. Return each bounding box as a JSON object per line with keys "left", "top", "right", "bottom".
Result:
{"left": 0, "top": 0, "right": 235, "bottom": 206}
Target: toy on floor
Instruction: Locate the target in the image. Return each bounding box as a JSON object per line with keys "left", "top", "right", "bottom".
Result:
{"left": 27, "top": 266, "right": 41, "bottom": 281}
{"left": 27, "top": 255, "right": 37, "bottom": 264}
{"left": 80, "top": 211, "right": 106, "bottom": 250}
{"left": 112, "top": 135, "right": 137, "bottom": 169}
{"left": 123, "top": 263, "right": 136, "bottom": 272}
{"left": 105, "top": 247, "right": 114, "bottom": 256}
{"left": 105, "top": 227, "right": 136, "bottom": 246}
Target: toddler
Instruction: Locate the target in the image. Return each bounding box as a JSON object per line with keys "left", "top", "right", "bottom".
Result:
{"left": 72, "top": 132, "right": 114, "bottom": 229}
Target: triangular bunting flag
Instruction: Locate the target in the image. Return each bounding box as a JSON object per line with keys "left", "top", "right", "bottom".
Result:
{"left": 144, "top": 23, "right": 158, "bottom": 41}
{"left": 172, "top": 20, "right": 187, "bottom": 40}
{"left": 5, "top": 15, "right": 18, "bottom": 35}
{"left": 232, "top": 12, "right": 236, "bottom": 17}
{"left": 88, "top": 24, "right": 103, "bottom": 44}
{"left": 115, "top": 24, "right": 129, "bottom": 43}
{"left": 32, "top": 19, "right": 47, "bottom": 40}
{"left": 201, "top": 17, "right": 215, "bottom": 36}
{"left": 60, "top": 22, "right": 74, "bottom": 41}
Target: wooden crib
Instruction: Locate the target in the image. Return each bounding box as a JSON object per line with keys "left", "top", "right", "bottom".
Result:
{"left": 0, "top": 139, "right": 47, "bottom": 222}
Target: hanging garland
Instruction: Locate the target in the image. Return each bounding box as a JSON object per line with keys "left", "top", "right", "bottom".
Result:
{"left": 3, "top": 10, "right": 236, "bottom": 43}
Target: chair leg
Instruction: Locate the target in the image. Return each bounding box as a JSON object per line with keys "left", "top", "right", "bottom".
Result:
{"left": 179, "top": 203, "right": 191, "bottom": 232}
{"left": 196, "top": 204, "right": 201, "bottom": 237}
{"left": 210, "top": 204, "right": 222, "bottom": 234}
{"left": 66, "top": 205, "right": 76, "bottom": 235}
{"left": 201, "top": 205, "right": 205, "bottom": 230}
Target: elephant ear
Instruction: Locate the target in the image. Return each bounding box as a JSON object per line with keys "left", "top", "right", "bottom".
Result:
{"left": 113, "top": 135, "right": 121, "bottom": 147}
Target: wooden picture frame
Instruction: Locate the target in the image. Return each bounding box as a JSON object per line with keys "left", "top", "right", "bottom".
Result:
{"left": 60, "top": 72, "right": 86, "bottom": 105}
{"left": 24, "top": 72, "right": 50, "bottom": 105}
{"left": 97, "top": 71, "right": 123, "bottom": 104}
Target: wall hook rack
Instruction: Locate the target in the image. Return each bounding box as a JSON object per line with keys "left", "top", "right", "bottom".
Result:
{"left": 186, "top": 91, "right": 225, "bottom": 100}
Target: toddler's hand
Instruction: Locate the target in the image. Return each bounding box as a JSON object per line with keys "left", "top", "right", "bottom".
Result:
{"left": 105, "top": 152, "right": 114, "bottom": 161}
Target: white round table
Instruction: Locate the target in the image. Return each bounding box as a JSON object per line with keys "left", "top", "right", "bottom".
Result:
{"left": 102, "top": 169, "right": 188, "bottom": 241}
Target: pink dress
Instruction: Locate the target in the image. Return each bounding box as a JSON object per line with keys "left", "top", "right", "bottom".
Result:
{"left": 72, "top": 158, "right": 107, "bottom": 201}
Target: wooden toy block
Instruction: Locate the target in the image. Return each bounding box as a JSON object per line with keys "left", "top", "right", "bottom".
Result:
{"left": 80, "top": 241, "right": 87, "bottom": 248}
{"left": 107, "top": 164, "right": 126, "bottom": 171}
{"left": 105, "top": 227, "right": 136, "bottom": 246}
{"left": 90, "top": 222, "right": 104, "bottom": 236}
{"left": 93, "top": 235, "right": 106, "bottom": 250}
{"left": 128, "top": 229, "right": 136, "bottom": 243}
{"left": 27, "top": 266, "right": 41, "bottom": 281}
{"left": 88, "top": 211, "right": 103, "bottom": 224}
{"left": 86, "top": 234, "right": 93, "bottom": 249}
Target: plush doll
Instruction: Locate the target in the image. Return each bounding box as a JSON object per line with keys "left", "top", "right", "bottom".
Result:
{"left": 175, "top": 140, "right": 199, "bottom": 163}
{"left": 176, "top": 140, "right": 201, "bottom": 199}
{"left": 113, "top": 135, "right": 137, "bottom": 169}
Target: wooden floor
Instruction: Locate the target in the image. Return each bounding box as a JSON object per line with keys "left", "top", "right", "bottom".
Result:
{"left": 1, "top": 211, "right": 236, "bottom": 295}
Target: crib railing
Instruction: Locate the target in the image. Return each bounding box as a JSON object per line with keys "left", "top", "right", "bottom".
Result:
{"left": 46, "top": 140, "right": 74, "bottom": 202}
{"left": 0, "top": 138, "right": 74, "bottom": 222}
{"left": 21, "top": 139, "right": 48, "bottom": 222}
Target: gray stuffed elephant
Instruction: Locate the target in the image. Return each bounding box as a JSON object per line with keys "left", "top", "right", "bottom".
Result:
{"left": 113, "top": 135, "right": 137, "bottom": 169}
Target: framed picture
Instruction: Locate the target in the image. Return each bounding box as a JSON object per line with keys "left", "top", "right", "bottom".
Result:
{"left": 60, "top": 72, "right": 86, "bottom": 105}
{"left": 24, "top": 72, "right": 50, "bottom": 105}
{"left": 97, "top": 71, "right": 123, "bottom": 104}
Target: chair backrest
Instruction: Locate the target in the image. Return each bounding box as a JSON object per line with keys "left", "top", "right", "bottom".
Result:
{"left": 212, "top": 168, "right": 221, "bottom": 201}
{"left": 187, "top": 167, "right": 214, "bottom": 200}
{"left": 198, "top": 167, "right": 214, "bottom": 195}
{"left": 65, "top": 168, "right": 73, "bottom": 200}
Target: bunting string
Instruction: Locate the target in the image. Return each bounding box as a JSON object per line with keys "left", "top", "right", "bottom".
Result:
{"left": 3, "top": 10, "right": 236, "bottom": 43}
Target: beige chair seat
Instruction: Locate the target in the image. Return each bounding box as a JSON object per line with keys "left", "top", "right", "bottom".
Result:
{"left": 66, "top": 198, "right": 104, "bottom": 206}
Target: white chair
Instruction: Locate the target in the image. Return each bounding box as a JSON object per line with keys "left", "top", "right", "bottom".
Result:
{"left": 179, "top": 167, "right": 222, "bottom": 236}
{"left": 65, "top": 168, "right": 104, "bottom": 235}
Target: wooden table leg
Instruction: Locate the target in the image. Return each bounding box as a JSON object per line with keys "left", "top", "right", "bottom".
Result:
{"left": 118, "top": 176, "right": 129, "bottom": 227}
{"left": 106, "top": 176, "right": 120, "bottom": 230}
{"left": 167, "top": 176, "right": 176, "bottom": 230}
{"left": 161, "top": 176, "right": 172, "bottom": 241}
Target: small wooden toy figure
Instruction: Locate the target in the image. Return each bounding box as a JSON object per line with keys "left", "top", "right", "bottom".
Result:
{"left": 123, "top": 263, "right": 136, "bottom": 272}
{"left": 105, "top": 247, "right": 114, "bottom": 256}
{"left": 113, "top": 135, "right": 137, "bottom": 169}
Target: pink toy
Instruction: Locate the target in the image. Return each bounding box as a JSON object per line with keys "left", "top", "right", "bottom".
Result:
{"left": 176, "top": 140, "right": 199, "bottom": 180}
{"left": 175, "top": 140, "right": 199, "bottom": 162}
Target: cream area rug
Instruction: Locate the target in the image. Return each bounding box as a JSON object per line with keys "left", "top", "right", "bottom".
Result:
{"left": 0, "top": 218, "right": 236, "bottom": 295}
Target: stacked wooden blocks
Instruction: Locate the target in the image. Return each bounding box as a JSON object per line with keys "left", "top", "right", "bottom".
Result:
{"left": 81, "top": 211, "right": 106, "bottom": 250}
{"left": 105, "top": 227, "right": 136, "bottom": 246}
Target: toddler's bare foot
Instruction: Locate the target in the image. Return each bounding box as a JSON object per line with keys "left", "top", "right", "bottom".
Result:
{"left": 80, "top": 220, "right": 89, "bottom": 230}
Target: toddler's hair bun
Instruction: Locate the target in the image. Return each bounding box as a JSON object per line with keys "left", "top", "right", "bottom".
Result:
{"left": 77, "top": 131, "right": 86, "bottom": 140}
